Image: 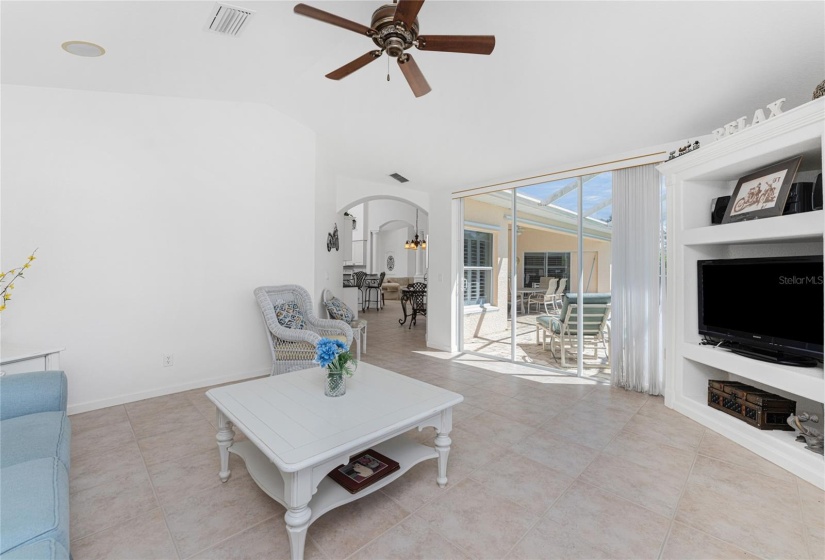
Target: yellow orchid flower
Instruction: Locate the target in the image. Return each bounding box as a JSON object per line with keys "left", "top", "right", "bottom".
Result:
{"left": 0, "top": 304, "right": 6, "bottom": 312}
{"left": 28, "top": 255, "right": 36, "bottom": 261}
{"left": 8, "top": 284, "right": 14, "bottom": 290}
{"left": 8, "top": 269, "right": 15, "bottom": 275}
{"left": 23, "top": 263, "right": 31, "bottom": 269}
{"left": 4, "top": 294, "right": 11, "bottom": 301}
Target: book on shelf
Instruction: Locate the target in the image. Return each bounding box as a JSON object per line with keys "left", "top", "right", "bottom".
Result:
{"left": 327, "top": 449, "right": 400, "bottom": 494}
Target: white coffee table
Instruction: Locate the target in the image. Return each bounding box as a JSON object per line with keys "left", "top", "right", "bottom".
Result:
{"left": 206, "top": 363, "right": 463, "bottom": 560}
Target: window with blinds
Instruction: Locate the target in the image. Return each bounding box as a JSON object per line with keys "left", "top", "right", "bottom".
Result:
{"left": 523, "top": 252, "right": 570, "bottom": 288}
{"left": 464, "top": 231, "right": 493, "bottom": 305}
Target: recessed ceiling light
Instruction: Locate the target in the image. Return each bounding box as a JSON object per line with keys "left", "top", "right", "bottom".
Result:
{"left": 61, "top": 41, "right": 105, "bottom": 57}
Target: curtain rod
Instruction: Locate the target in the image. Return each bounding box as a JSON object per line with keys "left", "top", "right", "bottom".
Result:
{"left": 452, "top": 151, "right": 667, "bottom": 197}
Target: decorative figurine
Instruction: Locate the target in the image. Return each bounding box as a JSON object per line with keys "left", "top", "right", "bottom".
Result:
{"left": 787, "top": 412, "right": 824, "bottom": 455}
{"left": 666, "top": 140, "right": 701, "bottom": 161}
{"left": 813, "top": 79, "right": 825, "bottom": 100}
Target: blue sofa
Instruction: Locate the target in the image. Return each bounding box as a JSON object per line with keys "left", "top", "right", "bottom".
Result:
{"left": 0, "top": 371, "right": 71, "bottom": 559}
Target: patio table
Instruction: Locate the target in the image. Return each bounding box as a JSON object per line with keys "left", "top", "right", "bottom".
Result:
{"left": 515, "top": 287, "right": 545, "bottom": 314}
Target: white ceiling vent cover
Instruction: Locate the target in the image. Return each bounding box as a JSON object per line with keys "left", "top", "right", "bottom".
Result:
{"left": 205, "top": 3, "right": 255, "bottom": 37}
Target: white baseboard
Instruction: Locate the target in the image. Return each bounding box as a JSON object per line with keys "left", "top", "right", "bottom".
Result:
{"left": 425, "top": 340, "right": 455, "bottom": 353}
{"left": 67, "top": 368, "right": 270, "bottom": 415}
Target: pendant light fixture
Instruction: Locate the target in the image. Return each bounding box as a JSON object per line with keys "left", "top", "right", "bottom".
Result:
{"left": 405, "top": 209, "right": 426, "bottom": 250}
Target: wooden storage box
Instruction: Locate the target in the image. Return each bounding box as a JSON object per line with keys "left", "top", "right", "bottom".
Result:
{"left": 707, "top": 380, "right": 796, "bottom": 430}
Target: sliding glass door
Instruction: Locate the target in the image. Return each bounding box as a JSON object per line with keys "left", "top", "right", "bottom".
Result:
{"left": 461, "top": 191, "right": 514, "bottom": 360}
{"left": 460, "top": 172, "right": 613, "bottom": 378}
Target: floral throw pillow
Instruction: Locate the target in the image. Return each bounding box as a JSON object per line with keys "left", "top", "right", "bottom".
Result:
{"left": 324, "top": 297, "right": 354, "bottom": 324}
{"left": 273, "top": 302, "right": 306, "bottom": 330}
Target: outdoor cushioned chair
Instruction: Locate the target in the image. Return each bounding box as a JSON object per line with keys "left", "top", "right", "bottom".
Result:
{"left": 528, "top": 277, "right": 559, "bottom": 314}
{"left": 535, "top": 292, "right": 611, "bottom": 367}
{"left": 321, "top": 289, "right": 366, "bottom": 361}
{"left": 254, "top": 285, "right": 353, "bottom": 375}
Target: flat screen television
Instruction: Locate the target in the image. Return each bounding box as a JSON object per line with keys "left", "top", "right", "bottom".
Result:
{"left": 697, "top": 255, "right": 823, "bottom": 366}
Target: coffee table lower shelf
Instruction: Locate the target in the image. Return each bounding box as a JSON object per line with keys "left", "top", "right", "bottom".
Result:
{"left": 229, "top": 435, "right": 437, "bottom": 525}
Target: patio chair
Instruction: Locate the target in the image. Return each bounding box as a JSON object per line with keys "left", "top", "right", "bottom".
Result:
{"left": 321, "top": 288, "right": 367, "bottom": 361}
{"left": 546, "top": 278, "right": 568, "bottom": 312}
{"left": 254, "top": 285, "right": 353, "bottom": 375}
{"left": 535, "top": 293, "right": 611, "bottom": 368}
{"left": 528, "top": 277, "right": 559, "bottom": 314}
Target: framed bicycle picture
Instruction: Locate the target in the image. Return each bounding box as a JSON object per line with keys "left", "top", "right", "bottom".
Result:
{"left": 721, "top": 156, "right": 802, "bottom": 223}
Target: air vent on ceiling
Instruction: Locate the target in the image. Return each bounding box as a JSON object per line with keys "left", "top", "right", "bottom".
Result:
{"left": 205, "top": 3, "right": 255, "bottom": 37}
{"left": 390, "top": 173, "right": 409, "bottom": 183}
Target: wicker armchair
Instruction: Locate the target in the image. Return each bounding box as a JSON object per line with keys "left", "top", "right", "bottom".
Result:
{"left": 321, "top": 289, "right": 366, "bottom": 361}
{"left": 254, "top": 285, "right": 353, "bottom": 375}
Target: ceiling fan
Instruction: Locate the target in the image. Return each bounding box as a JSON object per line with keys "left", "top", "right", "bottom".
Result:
{"left": 294, "top": 0, "right": 495, "bottom": 97}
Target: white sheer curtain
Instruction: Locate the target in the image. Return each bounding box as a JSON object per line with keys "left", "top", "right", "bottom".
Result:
{"left": 611, "top": 164, "right": 665, "bottom": 395}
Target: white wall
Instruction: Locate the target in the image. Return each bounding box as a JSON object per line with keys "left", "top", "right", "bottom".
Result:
{"left": 364, "top": 200, "right": 428, "bottom": 278}
{"left": 367, "top": 199, "right": 428, "bottom": 233}
{"left": 337, "top": 176, "right": 428, "bottom": 215}
{"left": 314, "top": 141, "right": 345, "bottom": 311}
{"left": 425, "top": 191, "right": 459, "bottom": 351}
{"left": 1, "top": 85, "right": 317, "bottom": 413}
{"left": 377, "top": 227, "right": 412, "bottom": 277}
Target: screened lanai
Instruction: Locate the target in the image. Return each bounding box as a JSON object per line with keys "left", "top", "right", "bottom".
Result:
{"left": 461, "top": 172, "right": 613, "bottom": 381}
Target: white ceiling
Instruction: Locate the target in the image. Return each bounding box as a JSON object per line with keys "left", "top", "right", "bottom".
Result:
{"left": 2, "top": 1, "right": 823, "bottom": 193}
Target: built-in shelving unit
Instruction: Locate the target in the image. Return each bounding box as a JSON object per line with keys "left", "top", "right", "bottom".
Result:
{"left": 682, "top": 210, "right": 823, "bottom": 246}
{"left": 658, "top": 97, "right": 825, "bottom": 489}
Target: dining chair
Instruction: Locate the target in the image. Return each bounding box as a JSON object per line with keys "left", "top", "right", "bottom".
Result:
{"left": 353, "top": 271, "right": 367, "bottom": 307}
{"left": 363, "top": 272, "right": 385, "bottom": 311}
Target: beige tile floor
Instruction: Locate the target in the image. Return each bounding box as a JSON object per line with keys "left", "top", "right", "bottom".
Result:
{"left": 69, "top": 301, "right": 824, "bottom": 560}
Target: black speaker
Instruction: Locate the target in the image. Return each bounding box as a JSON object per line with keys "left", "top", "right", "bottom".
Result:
{"left": 814, "top": 173, "right": 823, "bottom": 210}
{"left": 711, "top": 196, "right": 730, "bottom": 224}
{"left": 783, "top": 182, "right": 817, "bottom": 215}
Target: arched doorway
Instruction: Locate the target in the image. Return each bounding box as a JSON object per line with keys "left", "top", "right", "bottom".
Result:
{"left": 339, "top": 198, "right": 429, "bottom": 339}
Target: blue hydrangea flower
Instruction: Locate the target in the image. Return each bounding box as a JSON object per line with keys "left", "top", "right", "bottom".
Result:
{"left": 314, "top": 337, "right": 356, "bottom": 376}
{"left": 315, "top": 338, "right": 341, "bottom": 368}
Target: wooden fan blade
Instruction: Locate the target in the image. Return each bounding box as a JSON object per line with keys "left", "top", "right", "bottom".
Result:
{"left": 294, "top": 3, "right": 376, "bottom": 36}
{"left": 326, "top": 51, "right": 382, "bottom": 80}
{"left": 416, "top": 35, "right": 495, "bottom": 54}
{"left": 398, "top": 54, "right": 431, "bottom": 98}
{"left": 394, "top": 0, "right": 425, "bottom": 28}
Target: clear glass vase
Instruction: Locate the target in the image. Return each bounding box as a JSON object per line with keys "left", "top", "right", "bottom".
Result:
{"left": 325, "top": 372, "right": 346, "bottom": 397}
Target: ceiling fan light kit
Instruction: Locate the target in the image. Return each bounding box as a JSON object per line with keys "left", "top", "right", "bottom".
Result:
{"left": 294, "top": 0, "right": 495, "bottom": 97}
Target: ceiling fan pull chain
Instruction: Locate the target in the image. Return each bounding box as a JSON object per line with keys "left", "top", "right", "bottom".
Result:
{"left": 387, "top": 55, "right": 390, "bottom": 82}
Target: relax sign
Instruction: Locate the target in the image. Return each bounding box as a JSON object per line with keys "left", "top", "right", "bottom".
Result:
{"left": 712, "top": 98, "right": 786, "bottom": 141}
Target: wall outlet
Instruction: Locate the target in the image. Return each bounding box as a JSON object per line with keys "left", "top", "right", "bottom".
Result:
{"left": 162, "top": 354, "right": 174, "bottom": 367}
